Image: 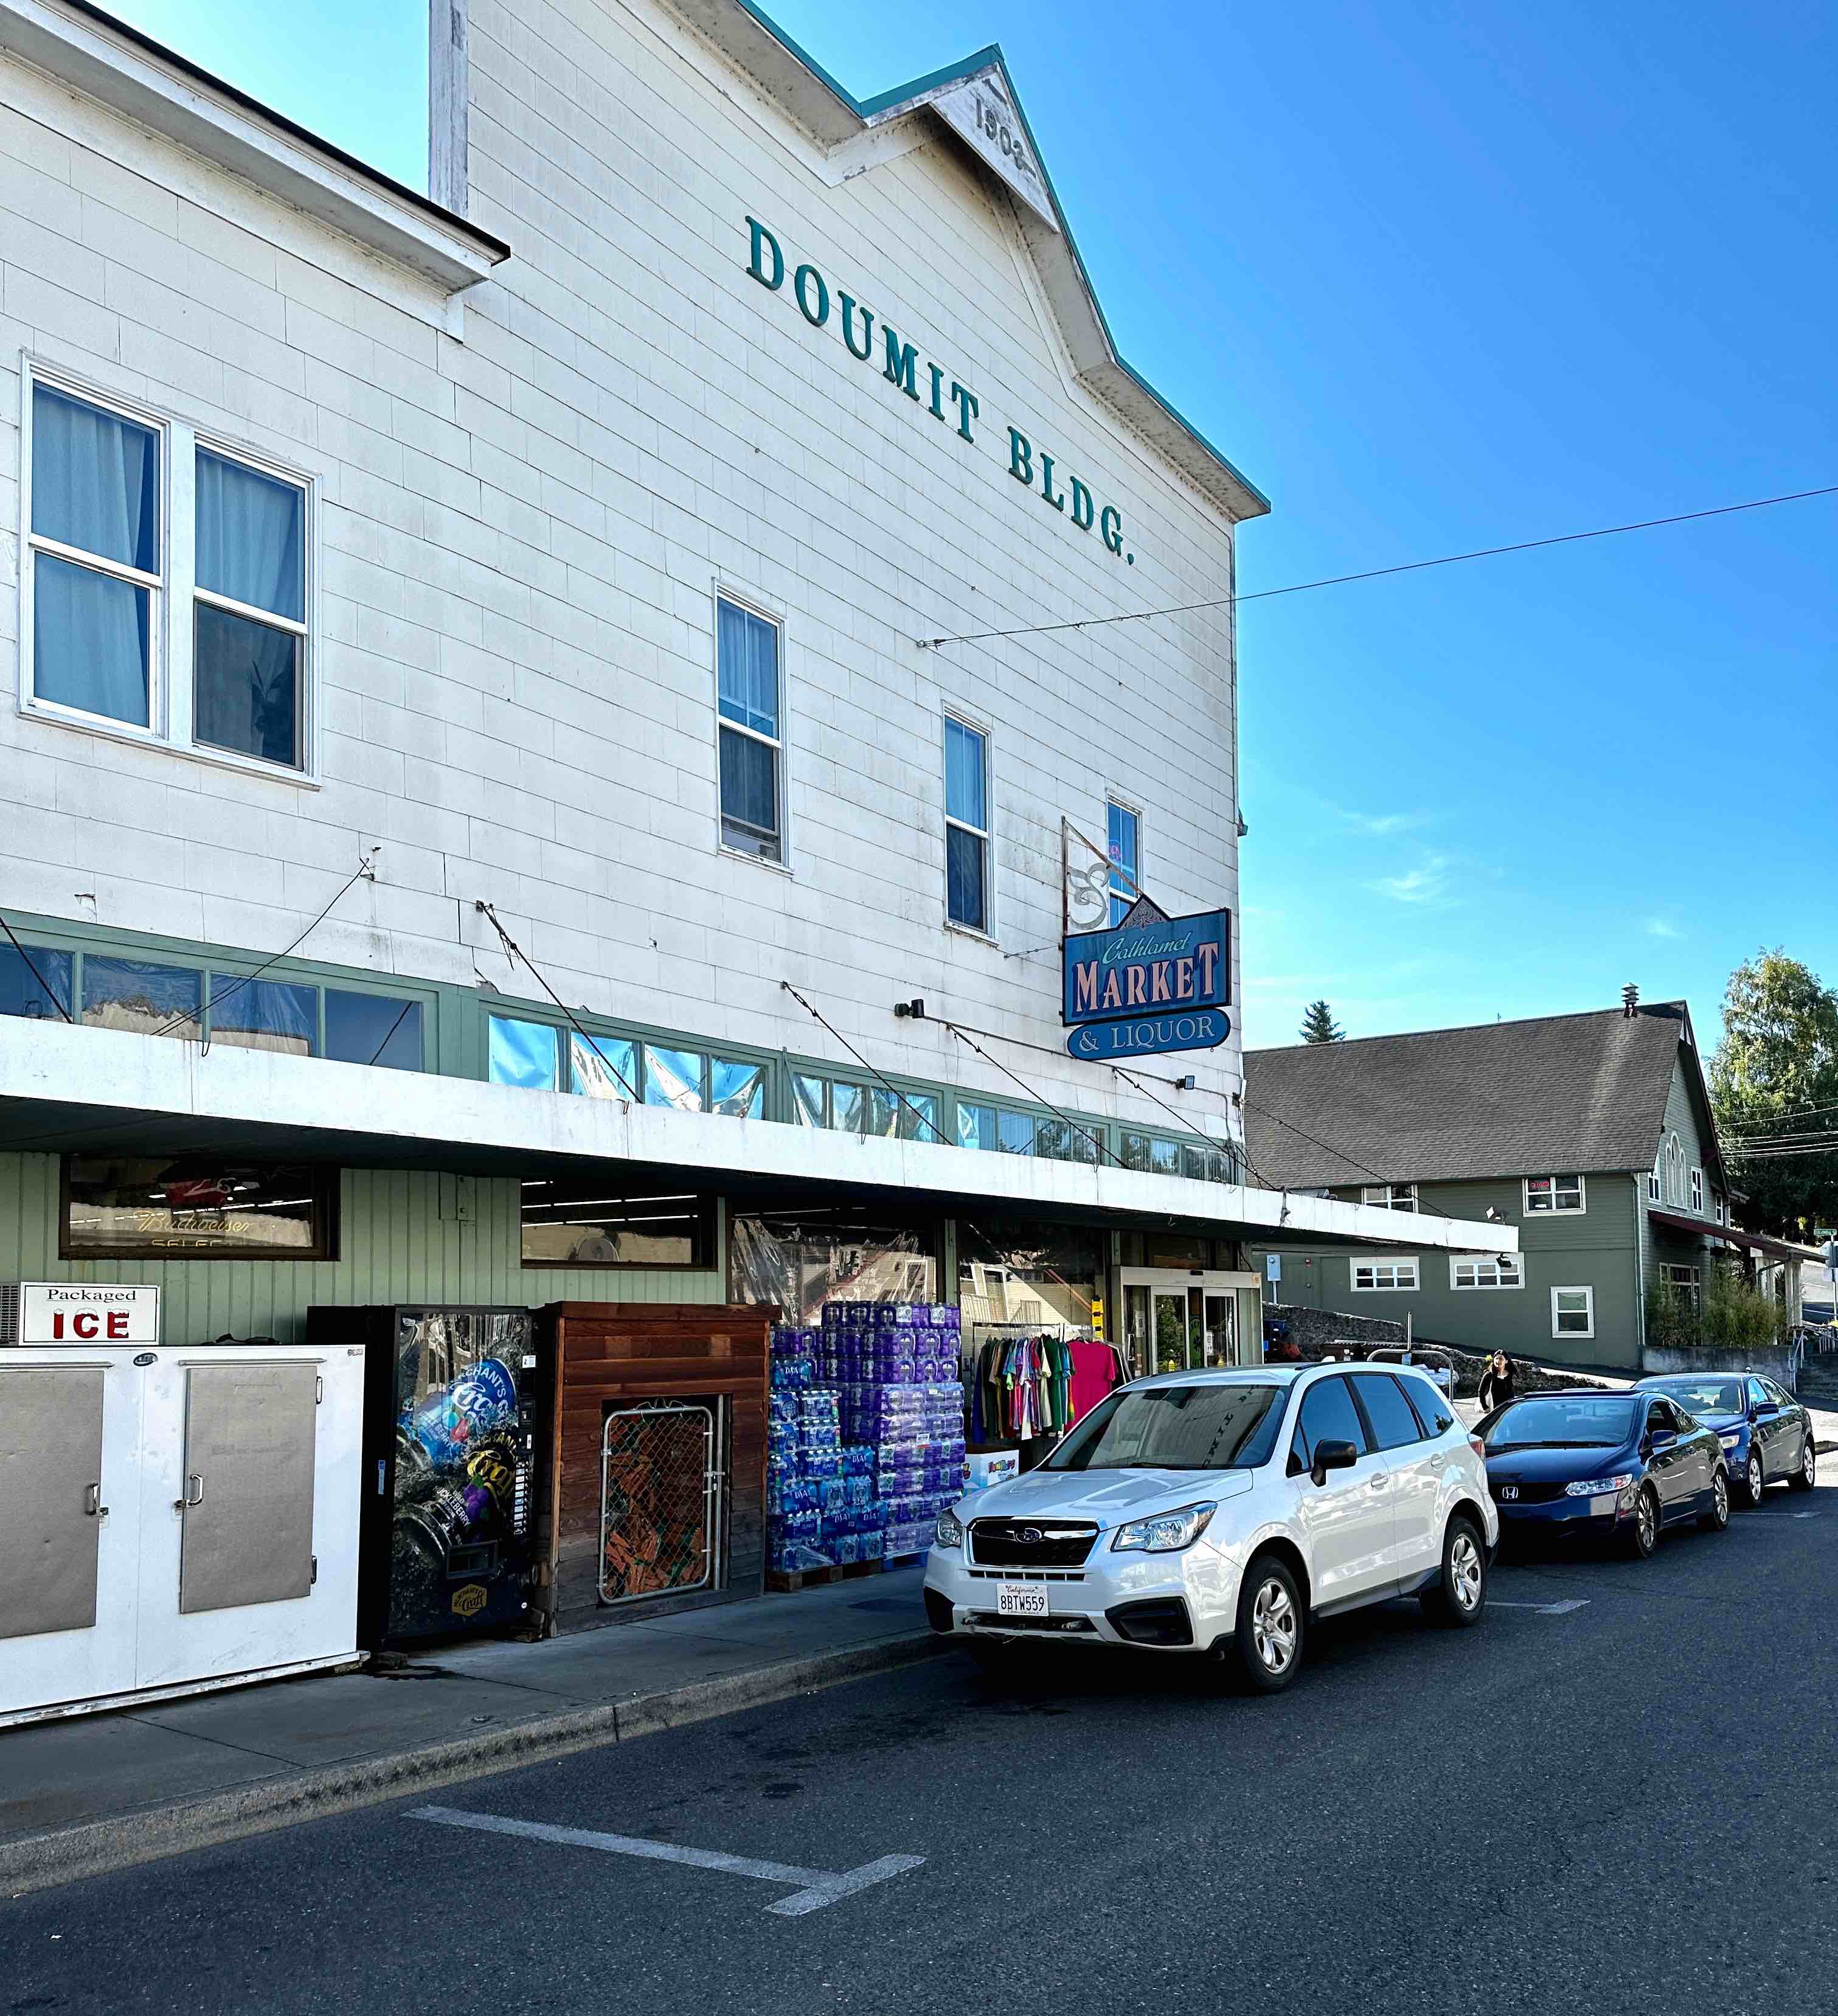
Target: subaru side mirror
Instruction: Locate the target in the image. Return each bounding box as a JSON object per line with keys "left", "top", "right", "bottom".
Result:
{"left": 1311, "top": 1439, "right": 1359, "bottom": 1487}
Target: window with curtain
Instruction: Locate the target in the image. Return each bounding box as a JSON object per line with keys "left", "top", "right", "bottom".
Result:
{"left": 194, "top": 450, "right": 306, "bottom": 768}
{"left": 716, "top": 597, "right": 782, "bottom": 861}
{"left": 209, "top": 977, "right": 316, "bottom": 1055}
{"left": 26, "top": 373, "right": 313, "bottom": 772}
{"left": 945, "top": 716, "right": 989, "bottom": 933}
{"left": 0, "top": 944, "right": 74, "bottom": 1021}
{"left": 81, "top": 957, "right": 201, "bottom": 1040}
{"left": 1107, "top": 800, "right": 1140, "bottom": 925}
{"left": 29, "top": 383, "right": 159, "bottom": 729}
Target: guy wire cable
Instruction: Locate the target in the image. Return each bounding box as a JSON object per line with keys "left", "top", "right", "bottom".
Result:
{"left": 148, "top": 850, "right": 379, "bottom": 1044}
{"left": 779, "top": 979, "right": 948, "bottom": 1144}
{"left": 1105, "top": 1059, "right": 1261, "bottom": 1183}
{"left": 474, "top": 901, "right": 642, "bottom": 1102}
{"left": 940, "top": 1020, "right": 1126, "bottom": 1171}
{"left": 0, "top": 911, "right": 74, "bottom": 1021}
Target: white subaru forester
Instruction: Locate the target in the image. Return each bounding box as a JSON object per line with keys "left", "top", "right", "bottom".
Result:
{"left": 923, "top": 1362, "right": 1498, "bottom": 1690}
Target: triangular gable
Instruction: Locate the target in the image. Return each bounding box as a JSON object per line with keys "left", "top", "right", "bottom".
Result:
{"left": 665, "top": 4, "right": 1269, "bottom": 524}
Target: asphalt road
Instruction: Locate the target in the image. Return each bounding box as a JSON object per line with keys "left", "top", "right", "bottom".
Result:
{"left": 7, "top": 1477, "right": 1836, "bottom": 2016}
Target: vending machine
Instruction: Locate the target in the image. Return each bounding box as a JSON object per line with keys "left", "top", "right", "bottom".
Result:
{"left": 307, "top": 1305, "right": 546, "bottom": 1649}
{"left": 0, "top": 1284, "right": 365, "bottom": 1727}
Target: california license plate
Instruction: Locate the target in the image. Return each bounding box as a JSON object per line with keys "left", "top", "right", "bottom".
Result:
{"left": 996, "top": 1583, "right": 1049, "bottom": 1619}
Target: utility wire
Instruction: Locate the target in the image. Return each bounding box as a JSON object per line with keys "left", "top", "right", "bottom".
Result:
{"left": 150, "top": 852, "right": 378, "bottom": 1044}
{"left": 0, "top": 912, "right": 74, "bottom": 1022}
{"left": 474, "top": 902, "right": 642, "bottom": 1102}
{"left": 942, "top": 1020, "right": 1126, "bottom": 1171}
{"left": 1245, "top": 1093, "right": 1466, "bottom": 1229}
{"left": 366, "top": 998, "right": 417, "bottom": 1068}
{"left": 917, "top": 483, "right": 1838, "bottom": 650}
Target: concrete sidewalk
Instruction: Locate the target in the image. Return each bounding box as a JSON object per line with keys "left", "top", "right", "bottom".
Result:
{"left": 0, "top": 1567, "right": 942, "bottom": 1897}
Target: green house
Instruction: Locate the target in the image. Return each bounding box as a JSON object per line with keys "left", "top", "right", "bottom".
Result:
{"left": 1245, "top": 998, "right": 1790, "bottom": 1372}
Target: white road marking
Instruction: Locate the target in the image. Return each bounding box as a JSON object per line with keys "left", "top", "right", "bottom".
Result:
{"left": 409, "top": 1805, "right": 924, "bottom": 1917}
{"left": 1490, "top": 1599, "right": 1590, "bottom": 1615}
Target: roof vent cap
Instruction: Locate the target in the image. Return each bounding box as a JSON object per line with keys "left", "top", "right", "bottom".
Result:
{"left": 1622, "top": 984, "right": 1640, "bottom": 1018}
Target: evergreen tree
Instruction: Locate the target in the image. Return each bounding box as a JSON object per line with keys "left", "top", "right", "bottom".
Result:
{"left": 1299, "top": 1000, "right": 1345, "bottom": 1044}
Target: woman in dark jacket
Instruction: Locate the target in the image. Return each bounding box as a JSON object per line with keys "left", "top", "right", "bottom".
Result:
{"left": 1477, "top": 1351, "right": 1517, "bottom": 1412}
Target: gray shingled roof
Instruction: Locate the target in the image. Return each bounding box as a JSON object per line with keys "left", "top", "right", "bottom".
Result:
{"left": 1245, "top": 1006, "right": 1698, "bottom": 1190}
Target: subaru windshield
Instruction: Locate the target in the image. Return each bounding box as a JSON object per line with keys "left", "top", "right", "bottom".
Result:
{"left": 1484, "top": 1396, "right": 1637, "bottom": 1451}
{"left": 1046, "top": 1382, "right": 1285, "bottom": 1472}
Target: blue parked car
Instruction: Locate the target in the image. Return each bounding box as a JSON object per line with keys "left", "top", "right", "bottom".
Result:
{"left": 1635, "top": 1372, "right": 1817, "bottom": 1506}
{"left": 1478, "top": 1389, "right": 1729, "bottom": 1559}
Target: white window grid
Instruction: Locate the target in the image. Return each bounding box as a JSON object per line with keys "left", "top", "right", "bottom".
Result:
{"left": 1351, "top": 1256, "right": 1420, "bottom": 1292}
{"left": 1361, "top": 1183, "right": 1418, "bottom": 1213}
{"left": 1452, "top": 1254, "right": 1524, "bottom": 1290}
{"left": 1106, "top": 796, "right": 1141, "bottom": 926}
{"left": 1524, "top": 1174, "right": 1586, "bottom": 1214}
{"left": 1690, "top": 1168, "right": 1704, "bottom": 1214}
{"left": 943, "top": 711, "right": 991, "bottom": 936}
{"left": 713, "top": 589, "right": 786, "bottom": 866}
{"left": 1550, "top": 1285, "right": 1595, "bottom": 1339}
{"left": 19, "top": 360, "right": 316, "bottom": 777}
{"left": 1666, "top": 1133, "right": 1687, "bottom": 1206}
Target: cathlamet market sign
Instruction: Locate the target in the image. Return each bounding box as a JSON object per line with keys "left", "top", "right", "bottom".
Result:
{"left": 744, "top": 218, "right": 1137, "bottom": 568}
{"left": 1062, "top": 909, "right": 1232, "bottom": 1060}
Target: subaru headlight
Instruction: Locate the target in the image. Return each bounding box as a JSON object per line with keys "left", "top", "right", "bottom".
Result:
{"left": 1565, "top": 1473, "right": 1635, "bottom": 1498}
{"left": 934, "top": 1510, "right": 963, "bottom": 1549}
{"left": 1719, "top": 1433, "right": 1741, "bottom": 1450}
{"left": 1111, "top": 1501, "right": 1217, "bottom": 1554}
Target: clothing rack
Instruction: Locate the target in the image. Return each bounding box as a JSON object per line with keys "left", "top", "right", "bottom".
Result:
{"left": 961, "top": 1323, "right": 1127, "bottom": 1451}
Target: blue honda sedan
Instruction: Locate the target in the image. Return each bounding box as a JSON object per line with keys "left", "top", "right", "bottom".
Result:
{"left": 1479, "top": 1389, "right": 1730, "bottom": 1558}
{"left": 1634, "top": 1372, "right": 1817, "bottom": 1506}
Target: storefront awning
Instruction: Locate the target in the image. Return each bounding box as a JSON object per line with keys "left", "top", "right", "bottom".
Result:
{"left": 1648, "top": 1208, "right": 1813, "bottom": 1265}
{"left": 0, "top": 1018, "right": 1517, "bottom": 1256}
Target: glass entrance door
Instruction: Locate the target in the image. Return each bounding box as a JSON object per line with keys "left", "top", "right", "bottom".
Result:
{"left": 1120, "top": 1270, "right": 1264, "bottom": 1377}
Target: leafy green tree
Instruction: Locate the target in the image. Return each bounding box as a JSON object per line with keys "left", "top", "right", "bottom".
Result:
{"left": 1708, "top": 950, "right": 1838, "bottom": 1239}
{"left": 1299, "top": 1000, "right": 1344, "bottom": 1044}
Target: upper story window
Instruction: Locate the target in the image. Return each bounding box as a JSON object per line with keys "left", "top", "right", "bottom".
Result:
{"left": 1107, "top": 800, "right": 1140, "bottom": 925}
{"left": 792, "top": 1070, "right": 942, "bottom": 1143}
{"left": 1666, "top": 1133, "right": 1687, "bottom": 1206}
{"left": 1648, "top": 1153, "right": 1662, "bottom": 1204}
{"left": 1362, "top": 1183, "right": 1418, "bottom": 1212}
{"left": 715, "top": 596, "right": 783, "bottom": 863}
{"left": 25, "top": 375, "right": 311, "bottom": 773}
{"left": 1525, "top": 1175, "right": 1586, "bottom": 1214}
{"left": 945, "top": 716, "right": 990, "bottom": 934}
{"left": 1690, "top": 1167, "right": 1704, "bottom": 1214}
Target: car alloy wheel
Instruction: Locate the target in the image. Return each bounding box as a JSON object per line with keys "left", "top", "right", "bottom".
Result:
{"left": 1791, "top": 1437, "right": 1816, "bottom": 1493}
{"left": 1451, "top": 1529, "right": 1483, "bottom": 1613}
{"left": 1629, "top": 1486, "right": 1658, "bottom": 1558}
{"left": 1251, "top": 1577, "right": 1297, "bottom": 1675}
{"left": 1700, "top": 1469, "right": 1729, "bottom": 1533}
{"left": 1746, "top": 1453, "right": 1764, "bottom": 1504}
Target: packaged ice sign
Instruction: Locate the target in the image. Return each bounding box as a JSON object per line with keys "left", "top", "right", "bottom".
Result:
{"left": 11, "top": 1282, "right": 161, "bottom": 1345}
{"left": 1063, "top": 911, "right": 1232, "bottom": 1026}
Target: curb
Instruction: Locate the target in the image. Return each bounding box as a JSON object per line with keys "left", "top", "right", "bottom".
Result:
{"left": 1, "top": 1630, "right": 951, "bottom": 1899}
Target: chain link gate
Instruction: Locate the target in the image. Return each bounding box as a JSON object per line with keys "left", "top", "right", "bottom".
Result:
{"left": 598, "top": 1402, "right": 724, "bottom": 1605}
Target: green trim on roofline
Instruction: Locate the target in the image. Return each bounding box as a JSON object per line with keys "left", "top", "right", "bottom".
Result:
{"left": 714, "top": 6, "right": 1270, "bottom": 515}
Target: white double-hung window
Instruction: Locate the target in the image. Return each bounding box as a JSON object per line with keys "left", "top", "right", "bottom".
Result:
{"left": 715, "top": 594, "right": 783, "bottom": 863}
{"left": 24, "top": 373, "right": 311, "bottom": 772}
{"left": 945, "top": 715, "right": 990, "bottom": 934}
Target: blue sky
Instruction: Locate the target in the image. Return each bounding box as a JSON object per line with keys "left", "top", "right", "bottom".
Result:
{"left": 103, "top": 0, "right": 1837, "bottom": 1051}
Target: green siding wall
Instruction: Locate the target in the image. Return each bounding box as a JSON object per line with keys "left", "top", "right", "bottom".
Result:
{"left": 1255, "top": 1172, "right": 1645, "bottom": 1371}
{"left": 1640, "top": 1055, "right": 1723, "bottom": 1295}
{"left": 0, "top": 1155, "right": 725, "bottom": 1345}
